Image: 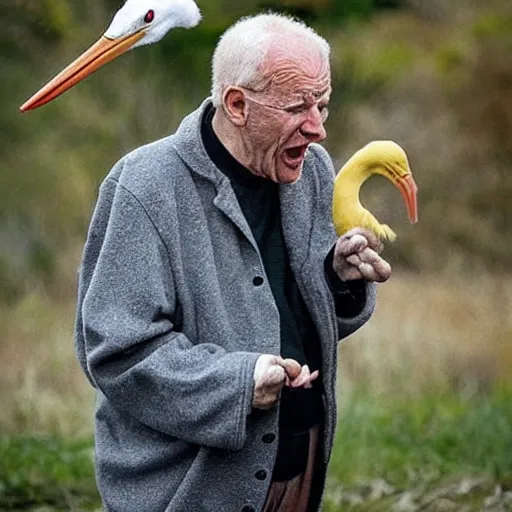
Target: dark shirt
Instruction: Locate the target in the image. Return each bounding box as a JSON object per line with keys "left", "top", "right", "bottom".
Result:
{"left": 200, "top": 104, "right": 364, "bottom": 481}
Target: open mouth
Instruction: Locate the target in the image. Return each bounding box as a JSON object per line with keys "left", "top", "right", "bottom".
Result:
{"left": 283, "top": 145, "right": 309, "bottom": 167}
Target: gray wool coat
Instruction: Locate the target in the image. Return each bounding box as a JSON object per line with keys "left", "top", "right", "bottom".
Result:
{"left": 75, "top": 99, "right": 376, "bottom": 512}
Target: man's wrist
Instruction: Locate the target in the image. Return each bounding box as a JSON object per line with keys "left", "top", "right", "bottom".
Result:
{"left": 324, "top": 245, "right": 349, "bottom": 291}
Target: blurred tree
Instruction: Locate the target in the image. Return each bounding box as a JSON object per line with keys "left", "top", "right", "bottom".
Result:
{"left": 0, "top": 0, "right": 73, "bottom": 58}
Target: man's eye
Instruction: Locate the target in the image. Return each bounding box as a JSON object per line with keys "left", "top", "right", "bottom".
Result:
{"left": 287, "top": 105, "right": 308, "bottom": 115}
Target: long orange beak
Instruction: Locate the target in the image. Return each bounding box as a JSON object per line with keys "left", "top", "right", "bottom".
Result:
{"left": 20, "top": 30, "right": 145, "bottom": 112}
{"left": 396, "top": 174, "right": 419, "bottom": 224}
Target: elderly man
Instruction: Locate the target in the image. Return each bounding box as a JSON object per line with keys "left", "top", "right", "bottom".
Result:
{"left": 75, "top": 12, "right": 390, "bottom": 512}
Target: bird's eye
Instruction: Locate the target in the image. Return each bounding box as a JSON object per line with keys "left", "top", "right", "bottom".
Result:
{"left": 144, "top": 10, "right": 155, "bottom": 23}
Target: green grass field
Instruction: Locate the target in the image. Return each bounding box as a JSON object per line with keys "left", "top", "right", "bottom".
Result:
{"left": 0, "top": 437, "right": 98, "bottom": 511}
{"left": 324, "top": 389, "right": 512, "bottom": 511}
{"left": 2, "top": 389, "right": 512, "bottom": 511}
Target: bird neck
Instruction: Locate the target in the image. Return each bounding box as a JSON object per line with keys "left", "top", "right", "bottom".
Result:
{"left": 333, "top": 160, "right": 391, "bottom": 237}
{"left": 333, "top": 162, "right": 371, "bottom": 215}
{"left": 333, "top": 160, "right": 397, "bottom": 241}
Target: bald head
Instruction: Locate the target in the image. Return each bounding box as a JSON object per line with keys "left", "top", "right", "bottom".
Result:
{"left": 211, "top": 13, "right": 331, "bottom": 107}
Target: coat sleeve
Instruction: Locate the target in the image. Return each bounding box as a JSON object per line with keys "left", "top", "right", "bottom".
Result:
{"left": 76, "top": 176, "right": 259, "bottom": 452}
{"left": 309, "top": 143, "right": 377, "bottom": 341}
{"left": 335, "top": 280, "right": 376, "bottom": 340}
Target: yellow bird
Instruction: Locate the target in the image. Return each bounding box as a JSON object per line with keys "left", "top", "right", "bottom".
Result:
{"left": 332, "top": 140, "right": 418, "bottom": 241}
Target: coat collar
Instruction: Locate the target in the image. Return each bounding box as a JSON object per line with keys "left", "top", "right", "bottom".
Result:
{"left": 171, "top": 98, "right": 314, "bottom": 269}
{"left": 171, "top": 99, "right": 257, "bottom": 248}
{"left": 171, "top": 98, "right": 230, "bottom": 186}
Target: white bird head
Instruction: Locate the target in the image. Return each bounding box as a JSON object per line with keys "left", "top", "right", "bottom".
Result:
{"left": 105, "top": 0, "right": 201, "bottom": 46}
{"left": 20, "top": 0, "right": 201, "bottom": 112}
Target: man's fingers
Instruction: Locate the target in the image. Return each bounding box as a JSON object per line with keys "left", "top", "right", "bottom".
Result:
{"left": 288, "top": 365, "right": 320, "bottom": 389}
{"left": 333, "top": 252, "right": 363, "bottom": 281}
{"left": 303, "top": 370, "right": 320, "bottom": 389}
{"left": 356, "top": 248, "right": 392, "bottom": 282}
{"left": 351, "top": 228, "right": 384, "bottom": 253}
{"left": 259, "top": 364, "right": 286, "bottom": 387}
{"left": 289, "top": 366, "right": 310, "bottom": 388}
{"left": 280, "top": 358, "right": 302, "bottom": 380}
{"left": 345, "top": 249, "right": 391, "bottom": 282}
{"left": 336, "top": 234, "right": 368, "bottom": 257}
{"left": 359, "top": 248, "right": 392, "bottom": 281}
{"left": 254, "top": 359, "right": 322, "bottom": 408}
{"left": 299, "top": 369, "right": 320, "bottom": 389}
{"left": 339, "top": 228, "right": 384, "bottom": 253}
{"left": 253, "top": 363, "right": 286, "bottom": 409}
{"left": 346, "top": 254, "right": 362, "bottom": 266}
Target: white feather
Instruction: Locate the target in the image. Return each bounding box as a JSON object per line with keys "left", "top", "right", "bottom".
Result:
{"left": 104, "top": 0, "right": 201, "bottom": 47}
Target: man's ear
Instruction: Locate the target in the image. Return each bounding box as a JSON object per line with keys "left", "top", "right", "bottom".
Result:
{"left": 222, "top": 87, "right": 248, "bottom": 127}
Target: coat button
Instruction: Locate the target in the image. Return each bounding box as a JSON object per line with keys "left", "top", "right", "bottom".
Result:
{"left": 262, "top": 433, "right": 276, "bottom": 443}
{"left": 255, "top": 469, "right": 267, "bottom": 481}
{"left": 242, "top": 507, "right": 255, "bottom": 512}
{"left": 252, "top": 276, "right": 264, "bottom": 286}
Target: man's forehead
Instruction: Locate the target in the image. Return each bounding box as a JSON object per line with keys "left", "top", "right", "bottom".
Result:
{"left": 265, "top": 63, "right": 331, "bottom": 99}
{"left": 284, "top": 81, "right": 332, "bottom": 104}
{"left": 264, "top": 41, "right": 331, "bottom": 92}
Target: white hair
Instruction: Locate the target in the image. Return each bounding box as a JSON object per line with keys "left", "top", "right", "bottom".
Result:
{"left": 211, "top": 13, "right": 331, "bottom": 107}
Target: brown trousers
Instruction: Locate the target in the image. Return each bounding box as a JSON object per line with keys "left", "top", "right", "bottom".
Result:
{"left": 262, "top": 426, "right": 320, "bottom": 512}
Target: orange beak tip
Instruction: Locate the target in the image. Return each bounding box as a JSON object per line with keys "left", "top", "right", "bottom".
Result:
{"left": 396, "top": 174, "right": 418, "bottom": 227}
{"left": 17, "top": 31, "right": 145, "bottom": 113}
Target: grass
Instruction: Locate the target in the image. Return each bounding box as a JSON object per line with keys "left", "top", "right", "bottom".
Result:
{"left": 1, "top": 390, "right": 511, "bottom": 511}
{"left": 0, "top": 437, "right": 99, "bottom": 511}
{"left": 331, "top": 389, "right": 512, "bottom": 486}
{"left": 1, "top": 274, "right": 511, "bottom": 509}
{"left": 0, "top": 292, "right": 94, "bottom": 438}
{"left": 337, "top": 273, "right": 512, "bottom": 398}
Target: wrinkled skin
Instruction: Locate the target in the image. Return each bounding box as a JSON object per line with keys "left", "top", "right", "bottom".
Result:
{"left": 333, "top": 228, "right": 392, "bottom": 283}
{"left": 252, "top": 355, "right": 319, "bottom": 410}
{"left": 213, "top": 35, "right": 331, "bottom": 184}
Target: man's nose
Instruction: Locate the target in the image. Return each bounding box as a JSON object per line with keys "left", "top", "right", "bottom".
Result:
{"left": 300, "top": 107, "right": 327, "bottom": 142}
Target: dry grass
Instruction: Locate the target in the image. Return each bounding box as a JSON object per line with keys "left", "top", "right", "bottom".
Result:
{"left": 338, "top": 272, "right": 512, "bottom": 398}
{"left": 0, "top": 293, "right": 94, "bottom": 438}
{"left": 1, "top": 273, "right": 511, "bottom": 437}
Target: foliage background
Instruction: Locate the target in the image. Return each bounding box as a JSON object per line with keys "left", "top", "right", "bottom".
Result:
{"left": 0, "top": 0, "right": 511, "bottom": 510}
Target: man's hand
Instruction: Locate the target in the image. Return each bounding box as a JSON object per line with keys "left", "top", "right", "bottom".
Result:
{"left": 333, "top": 228, "right": 391, "bottom": 283}
{"left": 252, "top": 356, "right": 320, "bottom": 409}
{"left": 287, "top": 364, "right": 319, "bottom": 389}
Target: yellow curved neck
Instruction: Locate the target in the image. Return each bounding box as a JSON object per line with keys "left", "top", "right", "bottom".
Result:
{"left": 333, "top": 163, "right": 370, "bottom": 231}
{"left": 332, "top": 162, "right": 397, "bottom": 241}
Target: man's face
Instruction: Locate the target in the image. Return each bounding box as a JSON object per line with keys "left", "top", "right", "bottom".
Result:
{"left": 241, "top": 45, "right": 331, "bottom": 184}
